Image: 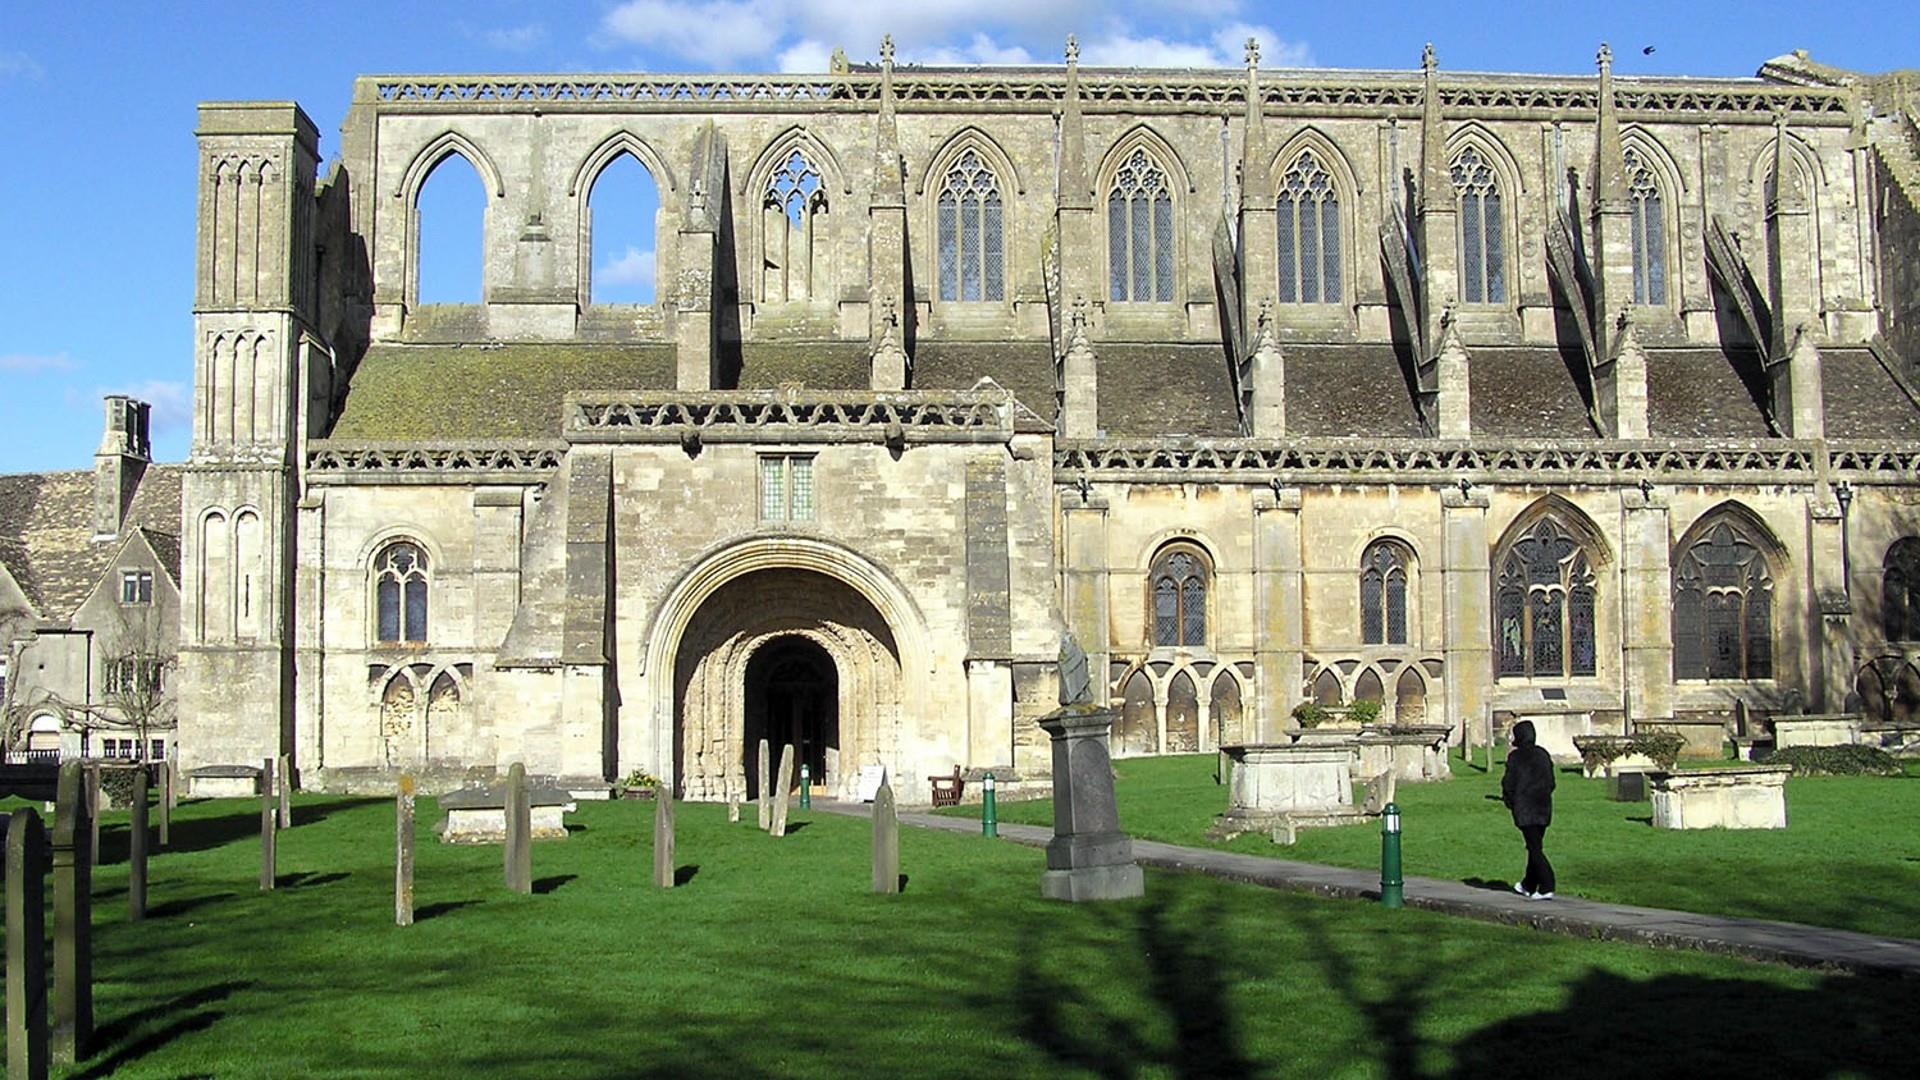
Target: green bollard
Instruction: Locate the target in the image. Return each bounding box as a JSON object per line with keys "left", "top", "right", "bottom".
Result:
{"left": 799, "top": 764, "right": 811, "bottom": 809}
{"left": 1380, "top": 801, "right": 1403, "bottom": 909}
{"left": 982, "top": 772, "right": 998, "bottom": 837}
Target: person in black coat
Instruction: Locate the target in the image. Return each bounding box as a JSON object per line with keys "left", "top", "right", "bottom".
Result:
{"left": 1501, "top": 719, "right": 1557, "bottom": 898}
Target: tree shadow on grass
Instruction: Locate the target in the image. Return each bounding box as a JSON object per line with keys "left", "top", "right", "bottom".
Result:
{"left": 78, "top": 979, "right": 251, "bottom": 1079}
{"left": 145, "top": 892, "right": 235, "bottom": 919}
{"left": 533, "top": 874, "right": 577, "bottom": 894}
{"left": 102, "top": 797, "right": 385, "bottom": 861}
{"left": 75, "top": 1010, "right": 225, "bottom": 1079}
{"left": 675, "top": 865, "right": 700, "bottom": 886}
{"left": 275, "top": 871, "right": 349, "bottom": 889}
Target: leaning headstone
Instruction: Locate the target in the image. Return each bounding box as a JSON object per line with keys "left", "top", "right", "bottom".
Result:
{"left": 871, "top": 779, "right": 900, "bottom": 895}
{"left": 278, "top": 753, "right": 292, "bottom": 829}
{"left": 52, "top": 763, "right": 92, "bottom": 1066}
{"left": 757, "top": 739, "right": 772, "bottom": 831}
{"left": 770, "top": 744, "right": 796, "bottom": 838}
{"left": 260, "top": 757, "right": 276, "bottom": 891}
{"left": 156, "top": 761, "right": 172, "bottom": 847}
{"left": 504, "top": 763, "right": 532, "bottom": 894}
{"left": 395, "top": 775, "right": 415, "bottom": 927}
{"left": 128, "top": 766, "right": 149, "bottom": 921}
{"left": 726, "top": 798, "right": 741, "bottom": 824}
{"left": 652, "top": 788, "right": 676, "bottom": 889}
{"left": 7, "top": 808, "right": 50, "bottom": 1079}
{"left": 85, "top": 764, "right": 101, "bottom": 867}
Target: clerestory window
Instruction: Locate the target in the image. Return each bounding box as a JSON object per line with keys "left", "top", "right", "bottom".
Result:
{"left": 1452, "top": 146, "right": 1506, "bottom": 304}
{"left": 937, "top": 149, "right": 1004, "bottom": 303}
{"left": 1277, "top": 151, "right": 1342, "bottom": 304}
{"left": 374, "top": 541, "right": 429, "bottom": 645}
{"left": 1625, "top": 147, "right": 1666, "bottom": 306}
{"left": 1107, "top": 148, "right": 1175, "bottom": 303}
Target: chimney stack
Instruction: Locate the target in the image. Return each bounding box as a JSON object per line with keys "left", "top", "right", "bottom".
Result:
{"left": 93, "top": 395, "right": 151, "bottom": 539}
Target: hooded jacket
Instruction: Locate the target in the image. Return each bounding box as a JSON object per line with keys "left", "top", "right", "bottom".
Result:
{"left": 1501, "top": 720, "right": 1556, "bottom": 827}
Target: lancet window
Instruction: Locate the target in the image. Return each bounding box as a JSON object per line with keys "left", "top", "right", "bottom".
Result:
{"left": 1673, "top": 520, "right": 1773, "bottom": 680}
{"left": 374, "top": 541, "right": 429, "bottom": 645}
{"left": 1452, "top": 147, "right": 1505, "bottom": 304}
{"left": 1496, "top": 517, "right": 1597, "bottom": 678}
{"left": 1150, "top": 546, "right": 1208, "bottom": 648}
{"left": 1277, "top": 151, "right": 1341, "bottom": 304}
{"left": 764, "top": 150, "right": 827, "bottom": 302}
{"left": 937, "top": 150, "right": 1004, "bottom": 302}
{"left": 1107, "top": 148, "right": 1175, "bottom": 303}
{"left": 1625, "top": 147, "right": 1666, "bottom": 305}
{"left": 1360, "top": 541, "right": 1411, "bottom": 646}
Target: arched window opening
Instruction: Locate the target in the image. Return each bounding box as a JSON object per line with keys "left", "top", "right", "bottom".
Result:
{"left": 1150, "top": 546, "right": 1208, "bottom": 648}
{"left": 1166, "top": 671, "right": 1200, "bottom": 753}
{"left": 1496, "top": 516, "right": 1598, "bottom": 678}
{"left": 1210, "top": 675, "right": 1243, "bottom": 747}
{"left": 1674, "top": 520, "right": 1774, "bottom": 680}
{"left": 764, "top": 150, "right": 827, "bottom": 303}
{"left": 1360, "top": 541, "right": 1411, "bottom": 645}
{"left": 234, "top": 510, "right": 261, "bottom": 641}
{"left": 1277, "top": 151, "right": 1341, "bottom": 304}
{"left": 1624, "top": 147, "right": 1666, "bottom": 306}
{"left": 201, "top": 511, "right": 231, "bottom": 641}
{"left": 1353, "top": 668, "right": 1384, "bottom": 704}
{"left": 374, "top": 542, "right": 430, "bottom": 645}
{"left": 1107, "top": 147, "right": 1175, "bottom": 303}
{"left": 587, "top": 152, "right": 660, "bottom": 305}
{"left": 1118, "top": 669, "right": 1157, "bottom": 756}
{"left": 1451, "top": 146, "right": 1505, "bottom": 304}
{"left": 1883, "top": 538, "right": 1920, "bottom": 642}
{"left": 415, "top": 151, "right": 486, "bottom": 304}
{"left": 937, "top": 149, "right": 1004, "bottom": 303}
{"left": 1312, "top": 668, "right": 1342, "bottom": 706}
{"left": 1394, "top": 669, "right": 1427, "bottom": 723}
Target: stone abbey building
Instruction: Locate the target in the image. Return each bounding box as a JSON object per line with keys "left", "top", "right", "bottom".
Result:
{"left": 155, "top": 42, "right": 1920, "bottom": 801}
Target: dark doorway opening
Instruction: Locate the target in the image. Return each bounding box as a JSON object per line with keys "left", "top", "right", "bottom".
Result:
{"left": 743, "top": 636, "right": 838, "bottom": 799}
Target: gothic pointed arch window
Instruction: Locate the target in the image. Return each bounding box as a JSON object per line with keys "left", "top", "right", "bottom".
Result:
{"left": 936, "top": 149, "right": 1004, "bottom": 303}
{"left": 1624, "top": 147, "right": 1666, "bottom": 306}
{"left": 374, "top": 541, "right": 429, "bottom": 645}
{"left": 1360, "top": 540, "right": 1412, "bottom": 645}
{"left": 1673, "top": 519, "right": 1774, "bottom": 679}
{"left": 1107, "top": 147, "right": 1175, "bottom": 303}
{"left": 1150, "top": 545, "right": 1209, "bottom": 648}
{"left": 1496, "top": 516, "right": 1598, "bottom": 678}
{"left": 763, "top": 149, "right": 827, "bottom": 302}
{"left": 1451, "top": 146, "right": 1506, "bottom": 304}
{"left": 1883, "top": 538, "right": 1920, "bottom": 642}
{"left": 1277, "top": 150, "right": 1342, "bottom": 304}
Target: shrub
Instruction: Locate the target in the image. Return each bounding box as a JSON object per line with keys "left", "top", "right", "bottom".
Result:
{"left": 1770, "top": 745, "right": 1904, "bottom": 777}
{"left": 1291, "top": 702, "right": 1330, "bottom": 729}
{"left": 1574, "top": 731, "right": 1687, "bottom": 772}
{"left": 1349, "top": 700, "right": 1383, "bottom": 726}
{"left": 99, "top": 765, "right": 145, "bottom": 808}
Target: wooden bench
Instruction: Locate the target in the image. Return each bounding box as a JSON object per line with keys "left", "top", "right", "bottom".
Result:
{"left": 928, "top": 766, "right": 965, "bottom": 807}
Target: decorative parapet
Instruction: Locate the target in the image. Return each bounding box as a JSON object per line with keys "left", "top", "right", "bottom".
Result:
{"left": 1055, "top": 439, "right": 1875, "bottom": 486}
{"left": 361, "top": 70, "right": 1848, "bottom": 124}
{"left": 305, "top": 440, "right": 566, "bottom": 484}
{"left": 1829, "top": 442, "right": 1920, "bottom": 481}
{"left": 564, "top": 389, "right": 1016, "bottom": 445}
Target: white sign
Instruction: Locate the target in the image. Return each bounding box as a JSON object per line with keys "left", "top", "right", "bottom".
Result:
{"left": 856, "top": 764, "right": 888, "bottom": 802}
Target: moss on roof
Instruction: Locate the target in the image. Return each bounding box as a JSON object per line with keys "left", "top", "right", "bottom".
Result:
{"left": 330, "top": 343, "right": 677, "bottom": 440}
{"left": 912, "top": 341, "right": 1057, "bottom": 420}
{"left": 1287, "top": 345, "right": 1428, "bottom": 438}
{"left": 1470, "top": 347, "right": 1604, "bottom": 438}
{"left": 735, "top": 343, "right": 871, "bottom": 390}
{"left": 1097, "top": 344, "right": 1241, "bottom": 438}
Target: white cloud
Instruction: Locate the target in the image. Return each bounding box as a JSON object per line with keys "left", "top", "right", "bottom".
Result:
{"left": 598, "top": 247, "right": 656, "bottom": 291}
{"left": 481, "top": 23, "right": 548, "bottom": 51}
{"left": 1081, "top": 25, "right": 1312, "bottom": 69}
{"left": 600, "top": 1, "right": 785, "bottom": 67}
{"left": 906, "top": 34, "right": 1038, "bottom": 67}
{"left": 0, "top": 51, "right": 43, "bottom": 80}
{"left": 776, "top": 39, "right": 835, "bottom": 74}
{"left": 101, "top": 380, "right": 191, "bottom": 436}
{"left": 0, "top": 352, "right": 75, "bottom": 373}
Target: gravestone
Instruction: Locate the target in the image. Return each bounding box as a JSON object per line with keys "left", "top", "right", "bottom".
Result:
{"left": 260, "top": 757, "right": 276, "bottom": 891}
{"left": 726, "top": 798, "right": 740, "bottom": 823}
{"left": 395, "top": 775, "right": 415, "bottom": 927}
{"left": 278, "top": 753, "right": 292, "bottom": 829}
{"left": 51, "top": 762, "right": 91, "bottom": 1066}
{"left": 7, "top": 807, "right": 49, "bottom": 1079}
{"left": 871, "top": 779, "right": 899, "bottom": 894}
{"left": 856, "top": 764, "right": 887, "bottom": 802}
{"left": 757, "top": 739, "right": 772, "bottom": 830}
{"left": 770, "top": 744, "right": 796, "bottom": 838}
{"left": 504, "top": 763, "right": 532, "bottom": 894}
{"left": 85, "top": 763, "right": 101, "bottom": 866}
{"left": 652, "top": 788, "right": 676, "bottom": 889}
{"left": 1037, "top": 705, "right": 1144, "bottom": 902}
{"left": 156, "top": 761, "right": 171, "bottom": 847}
{"left": 128, "top": 765, "right": 149, "bottom": 921}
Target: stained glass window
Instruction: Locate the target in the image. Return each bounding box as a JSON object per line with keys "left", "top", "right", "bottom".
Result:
{"left": 1360, "top": 541, "right": 1410, "bottom": 645}
{"left": 1150, "top": 547, "right": 1207, "bottom": 647}
{"left": 1625, "top": 148, "right": 1666, "bottom": 305}
{"left": 1494, "top": 516, "right": 1598, "bottom": 678}
{"left": 1452, "top": 147, "right": 1505, "bottom": 304}
{"left": 375, "top": 542, "right": 428, "bottom": 645}
{"left": 1277, "top": 151, "right": 1342, "bottom": 304}
{"left": 1108, "top": 148, "right": 1175, "bottom": 303}
{"left": 937, "top": 150, "right": 1004, "bottom": 302}
{"left": 1673, "top": 520, "right": 1775, "bottom": 680}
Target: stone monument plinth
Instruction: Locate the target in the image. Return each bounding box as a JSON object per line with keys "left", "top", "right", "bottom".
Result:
{"left": 1215, "top": 740, "right": 1357, "bottom": 836}
{"left": 1648, "top": 765, "right": 1790, "bottom": 830}
{"left": 1037, "top": 705, "right": 1144, "bottom": 902}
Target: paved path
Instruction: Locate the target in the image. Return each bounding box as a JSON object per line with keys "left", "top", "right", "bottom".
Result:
{"left": 817, "top": 801, "right": 1920, "bottom": 979}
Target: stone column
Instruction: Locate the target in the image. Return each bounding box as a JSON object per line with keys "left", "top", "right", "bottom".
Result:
{"left": 260, "top": 758, "right": 276, "bottom": 891}
{"left": 652, "top": 787, "right": 676, "bottom": 889}
{"left": 7, "top": 807, "right": 49, "bottom": 1080}
{"left": 1253, "top": 488, "right": 1305, "bottom": 740}
{"left": 871, "top": 778, "right": 900, "bottom": 895}
{"left": 1620, "top": 486, "right": 1675, "bottom": 723}
{"left": 128, "top": 766, "right": 149, "bottom": 921}
{"left": 1060, "top": 497, "right": 1111, "bottom": 706}
{"left": 504, "top": 762, "right": 532, "bottom": 894}
{"left": 1441, "top": 486, "right": 1494, "bottom": 743}
{"left": 51, "top": 763, "right": 91, "bottom": 1067}
{"left": 395, "top": 775, "right": 415, "bottom": 927}
{"left": 1037, "top": 707, "right": 1143, "bottom": 902}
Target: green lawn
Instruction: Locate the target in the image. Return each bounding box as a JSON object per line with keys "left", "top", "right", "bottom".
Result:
{"left": 4, "top": 792, "right": 1913, "bottom": 1078}
{"left": 967, "top": 752, "right": 1920, "bottom": 939}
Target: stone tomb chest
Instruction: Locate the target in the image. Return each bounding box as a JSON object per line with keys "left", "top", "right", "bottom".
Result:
{"left": 1771, "top": 714, "right": 1862, "bottom": 749}
{"left": 1214, "top": 738, "right": 1357, "bottom": 836}
{"left": 1354, "top": 724, "right": 1453, "bottom": 783}
{"left": 438, "top": 784, "right": 578, "bottom": 843}
{"left": 1648, "top": 765, "right": 1790, "bottom": 830}
{"left": 185, "top": 764, "right": 263, "bottom": 799}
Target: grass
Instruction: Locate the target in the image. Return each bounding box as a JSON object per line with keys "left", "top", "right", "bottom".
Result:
{"left": 965, "top": 752, "right": 1920, "bottom": 939}
{"left": 2, "top": 791, "right": 1914, "bottom": 1078}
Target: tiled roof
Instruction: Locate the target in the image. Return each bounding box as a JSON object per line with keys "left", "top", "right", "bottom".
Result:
{"left": 1470, "top": 347, "right": 1603, "bottom": 438}
{"left": 1822, "top": 348, "right": 1920, "bottom": 439}
{"left": 912, "top": 341, "right": 1057, "bottom": 420}
{"left": 1285, "top": 345, "right": 1427, "bottom": 438}
{"left": 330, "top": 343, "right": 677, "bottom": 439}
{"left": 0, "top": 463, "right": 182, "bottom": 621}
{"left": 1647, "top": 348, "right": 1774, "bottom": 438}
{"left": 1097, "top": 344, "right": 1241, "bottom": 437}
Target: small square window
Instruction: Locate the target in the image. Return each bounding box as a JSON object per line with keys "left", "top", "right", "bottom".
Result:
{"left": 759, "top": 455, "right": 816, "bottom": 522}
{"left": 121, "top": 569, "right": 153, "bottom": 604}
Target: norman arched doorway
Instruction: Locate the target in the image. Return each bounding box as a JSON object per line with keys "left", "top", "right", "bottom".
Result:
{"left": 744, "top": 636, "right": 838, "bottom": 799}
{"left": 672, "top": 567, "right": 901, "bottom": 801}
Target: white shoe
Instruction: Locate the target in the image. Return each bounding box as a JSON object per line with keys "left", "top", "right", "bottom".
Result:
{"left": 1513, "top": 883, "right": 1528, "bottom": 896}
{"left": 1529, "top": 891, "right": 1554, "bottom": 900}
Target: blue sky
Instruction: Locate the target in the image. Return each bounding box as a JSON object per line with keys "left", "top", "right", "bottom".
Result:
{"left": 2, "top": 1, "right": 1915, "bottom": 473}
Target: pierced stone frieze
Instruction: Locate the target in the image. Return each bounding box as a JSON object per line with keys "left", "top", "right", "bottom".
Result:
{"left": 565, "top": 390, "right": 1016, "bottom": 444}
{"left": 306, "top": 441, "right": 566, "bottom": 482}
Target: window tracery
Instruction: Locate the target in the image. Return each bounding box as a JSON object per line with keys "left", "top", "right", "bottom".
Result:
{"left": 1150, "top": 546, "right": 1208, "bottom": 648}
{"left": 764, "top": 150, "right": 826, "bottom": 302}
{"left": 936, "top": 149, "right": 1004, "bottom": 302}
{"left": 1277, "top": 151, "right": 1341, "bottom": 304}
{"left": 1451, "top": 146, "right": 1505, "bottom": 304}
{"left": 374, "top": 541, "right": 429, "bottom": 645}
{"left": 1360, "top": 541, "right": 1411, "bottom": 645}
{"left": 1673, "top": 520, "right": 1773, "bottom": 679}
{"left": 1496, "top": 516, "right": 1597, "bottom": 678}
{"left": 1107, "top": 147, "right": 1175, "bottom": 303}
{"left": 1625, "top": 147, "right": 1666, "bottom": 305}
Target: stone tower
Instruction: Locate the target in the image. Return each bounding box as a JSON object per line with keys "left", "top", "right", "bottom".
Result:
{"left": 176, "top": 103, "right": 323, "bottom": 773}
